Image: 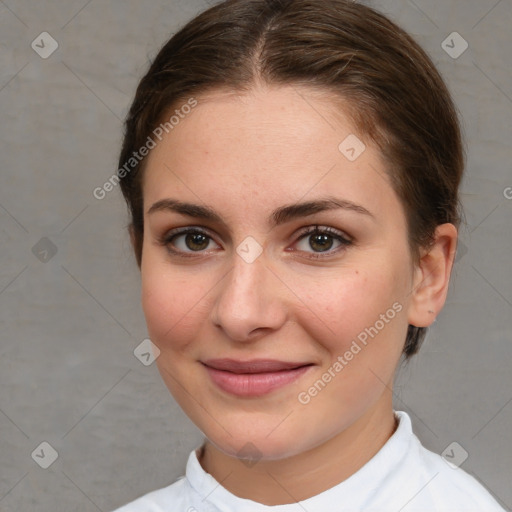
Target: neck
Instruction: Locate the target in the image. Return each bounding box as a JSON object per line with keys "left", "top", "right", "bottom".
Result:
{"left": 198, "top": 396, "right": 398, "bottom": 506}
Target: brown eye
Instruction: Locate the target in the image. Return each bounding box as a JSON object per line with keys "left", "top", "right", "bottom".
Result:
{"left": 308, "top": 233, "right": 334, "bottom": 252}
{"left": 162, "top": 228, "right": 220, "bottom": 255}
{"left": 184, "top": 232, "right": 210, "bottom": 251}
{"left": 294, "top": 226, "right": 352, "bottom": 258}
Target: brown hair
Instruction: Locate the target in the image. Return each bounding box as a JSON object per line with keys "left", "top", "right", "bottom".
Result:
{"left": 117, "top": 0, "right": 464, "bottom": 357}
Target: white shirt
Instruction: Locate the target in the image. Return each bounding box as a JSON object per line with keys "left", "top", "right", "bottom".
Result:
{"left": 112, "top": 411, "right": 505, "bottom": 511}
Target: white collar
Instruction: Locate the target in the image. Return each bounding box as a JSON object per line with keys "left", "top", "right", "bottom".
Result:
{"left": 185, "top": 410, "right": 416, "bottom": 511}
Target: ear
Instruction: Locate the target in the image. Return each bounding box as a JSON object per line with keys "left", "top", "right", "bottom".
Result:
{"left": 407, "top": 223, "right": 458, "bottom": 328}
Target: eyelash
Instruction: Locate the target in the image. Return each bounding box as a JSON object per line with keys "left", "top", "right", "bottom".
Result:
{"left": 157, "top": 225, "right": 353, "bottom": 260}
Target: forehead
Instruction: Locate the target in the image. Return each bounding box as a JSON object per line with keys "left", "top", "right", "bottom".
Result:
{"left": 142, "top": 85, "right": 402, "bottom": 224}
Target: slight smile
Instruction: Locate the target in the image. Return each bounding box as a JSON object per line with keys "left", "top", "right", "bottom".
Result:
{"left": 202, "top": 359, "right": 314, "bottom": 397}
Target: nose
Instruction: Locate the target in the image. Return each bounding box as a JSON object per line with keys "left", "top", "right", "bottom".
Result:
{"left": 210, "top": 252, "right": 287, "bottom": 343}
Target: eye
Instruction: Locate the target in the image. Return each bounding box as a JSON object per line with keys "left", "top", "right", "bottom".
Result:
{"left": 159, "top": 227, "right": 220, "bottom": 256}
{"left": 158, "top": 225, "right": 352, "bottom": 259}
{"left": 293, "top": 226, "right": 352, "bottom": 258}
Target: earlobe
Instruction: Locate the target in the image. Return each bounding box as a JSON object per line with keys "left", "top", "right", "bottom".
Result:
{"left": 407, "top": 223, "right": 458, "bottom": 328}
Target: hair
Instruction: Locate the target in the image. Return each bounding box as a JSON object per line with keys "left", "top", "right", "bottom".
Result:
{"left": 117, "top": 0, "right": 464, "bottom": 358}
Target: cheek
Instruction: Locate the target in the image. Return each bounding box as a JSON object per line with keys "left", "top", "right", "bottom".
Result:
{"left": 140, "top": 261, "right": 211, "bottom": 352}
{"left": 294, "top": 269, "right": 408, "bottom": 415}
{"left": 297, "top": 267, "right": 406, "bottom": 351}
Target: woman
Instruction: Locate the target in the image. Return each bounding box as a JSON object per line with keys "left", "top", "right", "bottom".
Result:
{"left": 112, "top": 0, "right": 505, "bottom": 510}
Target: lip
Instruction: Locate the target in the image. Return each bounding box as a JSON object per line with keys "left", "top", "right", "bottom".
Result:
{"left": 202, "top": 358, "right": 313, "bottom": 397}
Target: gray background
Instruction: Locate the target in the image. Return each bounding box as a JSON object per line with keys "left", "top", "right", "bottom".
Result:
{"left": 0, "top": 0, "right": 511, "bottom": 510}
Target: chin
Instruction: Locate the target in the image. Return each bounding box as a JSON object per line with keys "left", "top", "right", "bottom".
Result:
{"left": 202, "top": 416, "right": 319, "bottom": 463}
{"left": 211, "top": 434, "right": 303, "bottom": 462}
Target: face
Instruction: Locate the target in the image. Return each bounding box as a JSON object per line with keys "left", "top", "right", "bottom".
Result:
{"left": 140, "top": 84, "right": 416, "bottom": 460}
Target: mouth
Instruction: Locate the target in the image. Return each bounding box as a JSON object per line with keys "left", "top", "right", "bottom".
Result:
{"left": 201, "top": 358, "right": 314, "bottom": 397}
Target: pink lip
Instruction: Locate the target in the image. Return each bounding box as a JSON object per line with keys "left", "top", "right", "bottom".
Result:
{"left": 202, "top": 359, "right": 313, "bottom": 397}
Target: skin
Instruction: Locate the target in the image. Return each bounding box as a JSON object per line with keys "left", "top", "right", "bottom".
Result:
{"left": 135, "top": 83, "right": 457, "bottom": 505}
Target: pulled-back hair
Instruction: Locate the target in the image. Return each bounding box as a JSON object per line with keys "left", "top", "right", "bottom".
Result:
{"left": 118, "top": 0, "right": 464, "bottom": 357}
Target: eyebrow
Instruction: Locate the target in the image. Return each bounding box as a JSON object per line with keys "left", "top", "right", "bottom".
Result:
{"left": 147, "top": 196, "right": 374, "bottom": 227}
